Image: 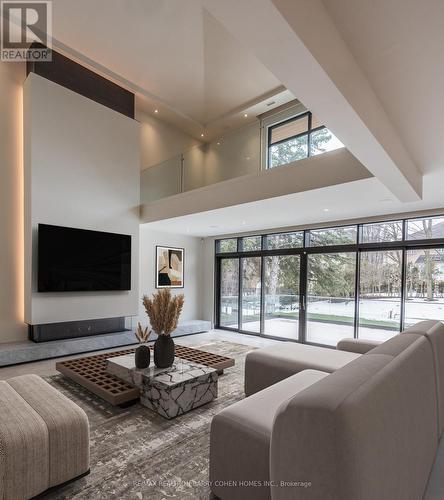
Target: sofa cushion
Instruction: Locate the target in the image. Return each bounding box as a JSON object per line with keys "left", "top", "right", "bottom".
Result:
{"left": 7, "top": 374, "right": 90, "bottom": 487}
{"left": 402, "top": 320, "right": 444, "bottom": 434}
{"left": 0, "top": 380, "right": 50, "bottom": 499}
{"left": 270, "top": 337, "right": 438, "bottom": 500}
{"left": 336, "top": 338, "right": 381, "bottom": 354}
{"left": 366, "top": 332, "right": 421, "bottom": 357}
{"left": 210, "top": 369, "right": 329, "bottom": 500}
{"left": 245, "top": 343, "right": 359, "bottom": 396}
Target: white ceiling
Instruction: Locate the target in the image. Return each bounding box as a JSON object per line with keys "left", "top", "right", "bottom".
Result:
{"left": 47, "top": 0, "right": 444, "bottom": 236}
{"left": 144, "top": 169, "right": 444, "bottom": 238}
{"left": 143, "top": 0, "right": 444, "bottom": 237}
{"left": 322, "top": 0, "right": 444, "bottom": 178}
{"left": 50, "top": 0, "right": 292, "bottom": 139}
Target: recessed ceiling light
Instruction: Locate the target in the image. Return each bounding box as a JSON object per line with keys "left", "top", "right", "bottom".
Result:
{"left": 201, "top": 133, "right": 205, "bottom": 137}
{"left": 216, "top": 142, "right": 221, "bottom": 146}
{"left": 243, "top": 113, "right": 248, "bottom": 118}
{"left": 154, "top": 109, "right": 159, "bottom": 113}
{"left": 245, "top": 156, "right": 251, "bottom": 161}
{"left": 323, "top": 208, "right": 330, "bottom": 212}
{"left": 242, "top": 220, "right": 247, "bottom": 225}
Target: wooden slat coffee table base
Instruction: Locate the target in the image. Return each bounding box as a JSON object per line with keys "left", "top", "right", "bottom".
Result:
{"left": 56, "top": 345, "right": 235, "bottom": 406}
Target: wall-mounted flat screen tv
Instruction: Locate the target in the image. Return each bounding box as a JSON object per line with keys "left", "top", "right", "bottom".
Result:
{"left": 38, "top": 224, "right": 131, "bottom": 292}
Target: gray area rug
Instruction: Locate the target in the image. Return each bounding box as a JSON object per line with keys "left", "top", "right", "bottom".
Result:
{"left": 41, "top": 340, "right": 254, "bottom": 500}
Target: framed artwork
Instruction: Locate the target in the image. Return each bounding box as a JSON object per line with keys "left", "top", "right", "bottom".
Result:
{"left": 156, "top": 246, "right": 184, "bottom": 288}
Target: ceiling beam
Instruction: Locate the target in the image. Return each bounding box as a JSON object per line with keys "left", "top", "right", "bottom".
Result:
{"left": 203, "top": 0, "right": 422, "bottom": 202}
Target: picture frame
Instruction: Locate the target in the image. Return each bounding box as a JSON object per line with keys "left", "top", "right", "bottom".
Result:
{"left": 155, "top": 246, "right": 184, "bottom": 288}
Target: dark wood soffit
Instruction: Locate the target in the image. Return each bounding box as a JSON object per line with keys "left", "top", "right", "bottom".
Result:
{"left": 27, "top": 43, "right": 134, "bottom": 119}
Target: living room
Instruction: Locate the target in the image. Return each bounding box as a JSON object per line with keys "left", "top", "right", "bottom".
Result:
{"left": 1, "top": 1, "right": 444, "bottom": 499}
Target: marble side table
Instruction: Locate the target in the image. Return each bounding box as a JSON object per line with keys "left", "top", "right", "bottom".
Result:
{"left": 106, "top": 354, "right": 218, "bottom": 419}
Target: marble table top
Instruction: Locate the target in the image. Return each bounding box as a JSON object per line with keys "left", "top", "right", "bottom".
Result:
{"left": 106, "top": 354, "right": 217, "bottom": 389}
{"left": 106, "top": 354, "right": 218, "bottom": 419}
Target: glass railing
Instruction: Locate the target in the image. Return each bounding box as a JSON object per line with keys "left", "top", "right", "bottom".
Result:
{"left": 140, "top": 121, "right": 261, "bottom": 203}
{"left": 140, "top": 154, "right": 182, "bottom": 203}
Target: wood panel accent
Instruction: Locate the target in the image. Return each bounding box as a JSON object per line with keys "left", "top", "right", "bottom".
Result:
{"left": 56, "top": 345, "right": 235, "bottom": 406}
{"left": 27, "top": 43, "right": 134, "bottom": 119}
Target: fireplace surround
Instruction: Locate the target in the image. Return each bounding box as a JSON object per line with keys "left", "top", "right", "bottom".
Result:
{"left": 28, "top": 317, "right": 129, "bottom": 342}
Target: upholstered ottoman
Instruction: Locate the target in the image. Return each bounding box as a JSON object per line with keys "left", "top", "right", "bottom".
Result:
{"left": 0, "top": 374, "right": 89, "bottom": 499}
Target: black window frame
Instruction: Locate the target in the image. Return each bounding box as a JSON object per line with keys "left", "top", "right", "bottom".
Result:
{"left": 267, "top": 111, "right": 331, "bottom": 169}
{"left": 214, "top": 215, "right": 444, "bottom": 348}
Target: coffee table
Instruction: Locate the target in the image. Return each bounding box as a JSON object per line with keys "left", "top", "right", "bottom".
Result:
{"left": 56, "top": 345, "right": 234, "bottom": 406}
{"left": 107, "top": 355, "right": 218, "bottom": 419}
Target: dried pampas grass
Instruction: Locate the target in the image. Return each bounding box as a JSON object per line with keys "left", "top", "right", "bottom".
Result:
{"left": 142, "top": 289, "right": 184, "bottom": 336}
{"left": 135, "top": 322, "right": 151, "bottom": 343}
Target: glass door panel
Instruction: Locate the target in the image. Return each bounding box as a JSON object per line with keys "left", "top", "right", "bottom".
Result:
{"left": 264, "top": 255, "right": 300, "bottom": 340}
{"left": 306, "top": 252, "right": 356, "bottom": 346}
{"left": 219, "top": 259, "right": 239, "bottom": 328}
{"left": 241, "top": 257, "right": 262, "bottom": 333}
{"left": 359, "top": 250, "right": 402, "bottom": 341}
{"left": 405, "top": 248, "right": 444, "bottom": 326}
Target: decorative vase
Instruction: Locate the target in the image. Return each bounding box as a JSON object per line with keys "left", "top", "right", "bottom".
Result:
{"left": 154, "top": 335, "right": 175, "bottom": 368}
{"left": 135, "top": 344, "right": 151, "bottom": 369}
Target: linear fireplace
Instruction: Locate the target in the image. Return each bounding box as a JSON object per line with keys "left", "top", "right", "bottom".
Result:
{"left": 28, "top": 317, "right": 130, "bottom": 342}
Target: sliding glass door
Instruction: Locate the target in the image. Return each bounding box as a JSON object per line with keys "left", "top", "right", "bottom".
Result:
{"left": 219, "top": 258, "right": 239, "bottom": 329}
{"left": 240, "top": 257, "right": 262, "bottom": 333}
{"left": 216, "top": 216, "right": 444, "bottom": 347}
{"left": 306, "top": 252, "right": 356, "bottom": 346}
{"left": 264, "top": 255, "right": 300, "bottom": 340}
{"left": 358, "top": 250, "right": 402, "bottom": 341}
{"left": 405, "top": 248, "right": 444, "bottom": 327}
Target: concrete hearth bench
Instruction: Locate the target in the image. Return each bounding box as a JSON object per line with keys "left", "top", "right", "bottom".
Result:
{"left": 0, "top": 374, "right": 89, "bottom": 499}
{"left": 0, "top": 320, "right": 211, "bottom": 367}
{"left": 149, "top": 319, "right": 212, "bottom": 340}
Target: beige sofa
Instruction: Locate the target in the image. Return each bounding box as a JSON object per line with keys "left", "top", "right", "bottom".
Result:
{"left": 0, "top": 374, "right": 90, "bottom": 499}
{"left": 210, "top": 320, "right": 444, "bottom": 500}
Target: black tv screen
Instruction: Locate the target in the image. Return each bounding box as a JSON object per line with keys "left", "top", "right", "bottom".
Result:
{"left": 38, "top": 224, "right": 131, "bottom": 292}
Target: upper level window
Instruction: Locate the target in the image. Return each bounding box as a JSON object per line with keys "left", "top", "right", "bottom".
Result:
{"left": 309, "top": 226, "right": 357, "bottom": 246}
{"left": 267, "top": 111, "right": 344, "bottom": 169}
{"left": 240, "top": 236, "right": 262, "bottom": 251}
{"left": 360, "top": 221, "right": 403, "bottom": 243}
{"left": 407, "top": 216, "right": 444, "bottom": 240}
{"left": 218, "top": 238, "right": 237, "bottom": 253}
{"left": 265, "top": 231, "right": 303, "bottom": 249}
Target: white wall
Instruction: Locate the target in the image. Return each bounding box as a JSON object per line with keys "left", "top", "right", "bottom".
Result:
{"left": 138, "top": 111, "right": 201, "bottom": 203}
{"left": 0, "top": 61, "right": 27, "bottom": 342}
{"left": 140, "top": 120, "right": 262, "bottom": 202}
{"left": 24, "top": 73, "right": 140, "bottom": 325}
{"left": 183, "top": 122, "right": 261, "bottom": 191}
{"left": 138, "top": 227, "right": 204, "bottom": 325}
{"left": 138, "top": 110, "right": 200, "bottom": 170}
{"left": 203, "top": 122, "right": 261, "bottom": 186}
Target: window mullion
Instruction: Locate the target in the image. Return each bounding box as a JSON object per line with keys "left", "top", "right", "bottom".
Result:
{"left": 307, "top": 112, "right": 312, "bottom": 157}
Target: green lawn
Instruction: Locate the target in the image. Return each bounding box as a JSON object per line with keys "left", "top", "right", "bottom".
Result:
{"left": 271, "top": 311, "right": 398, "bottom": 330}
{"left": 222, "top": 311, "right": 399, "bottom": 331}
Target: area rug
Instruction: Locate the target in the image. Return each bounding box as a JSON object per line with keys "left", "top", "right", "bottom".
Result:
{"left": 41, "top": 340, "right": 255, "bottom": 500}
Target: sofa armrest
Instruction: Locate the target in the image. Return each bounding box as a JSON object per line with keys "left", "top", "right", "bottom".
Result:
{"left": 336, "top": 338, "right": 382, "bottom": 354}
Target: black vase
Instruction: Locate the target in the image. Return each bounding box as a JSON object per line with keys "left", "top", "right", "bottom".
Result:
{"left": 135, "top": 344, "right": 151, "bottom": 369}
{"left": 154, "top": 335, "right": 175, "bottom": 368}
